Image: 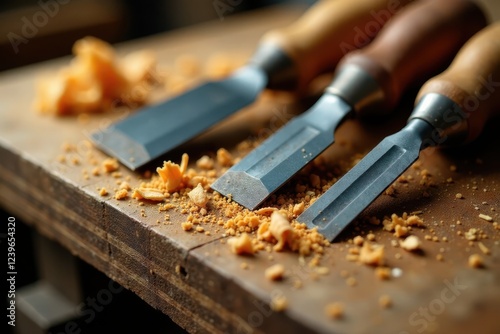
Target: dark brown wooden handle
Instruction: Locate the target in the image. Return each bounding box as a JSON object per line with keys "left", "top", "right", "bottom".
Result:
{"left": 340, "top": 0, "right": 487, "bottom": 113}
{"left": 259, "top": 0, "right": 413, "bottom": 90}
{"left": 416, "top": 23, "right": 500, "bottom": 143}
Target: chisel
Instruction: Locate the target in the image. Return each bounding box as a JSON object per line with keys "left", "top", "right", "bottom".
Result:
{"left": 211, "top": 0, "right": 486, "bottom": 210}
{"left": 299, "top": 22, "right": 500, "bottom": 241}
{"left": 90, "top": 0, "right": 412, "bottom": 170}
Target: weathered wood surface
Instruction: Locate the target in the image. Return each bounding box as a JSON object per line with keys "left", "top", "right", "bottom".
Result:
{"left": 1, "top": 4, "right": 499, "bottom": 334}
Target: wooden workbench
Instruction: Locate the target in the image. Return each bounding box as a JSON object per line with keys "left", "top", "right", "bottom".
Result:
{"left": 1, "top": 3, "right": 499, "bottom": 334}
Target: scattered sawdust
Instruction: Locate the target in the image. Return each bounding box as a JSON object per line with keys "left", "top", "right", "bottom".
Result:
{"left": 265, "top": 264, "right": 285, "bottom": 281}
{"left": 468, "top": 254, "right": 484, "bottom": 268}
{"left": 325, "top": 302, "right": 344, "bottom": 319}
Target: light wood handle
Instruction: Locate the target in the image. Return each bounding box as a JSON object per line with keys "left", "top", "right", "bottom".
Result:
{"left": 339, "top": 0, "right": 487, "bottom": 113}
{"left": 259, "top": 0, "right": 413, "bottom": 90}
{"left": 416, "top": 23, "right": 500, "bottom": 142}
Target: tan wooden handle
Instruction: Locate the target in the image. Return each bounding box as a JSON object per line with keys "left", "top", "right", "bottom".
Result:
{"left": 416, "top": 23, "right": 500, "bottom": 143}
{"left": 259, "top": 0, "right": 413, "bottom": 90}
{"left": 339, "top": 0, "right": 487, "bottom": 113}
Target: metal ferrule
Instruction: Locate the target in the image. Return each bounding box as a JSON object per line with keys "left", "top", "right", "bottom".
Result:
{"left": 325, "top": 64, "right": 384, "bottom": 117}
{"left": 409, "top": 93, "right": 468, "bottom": 146}
{"left": 249, "top": 43, "right": 296, "bottom": 90}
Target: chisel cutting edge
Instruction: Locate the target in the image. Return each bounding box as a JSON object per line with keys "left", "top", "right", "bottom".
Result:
{"left": 299, "top": 22, "right": 500, "bottom": 241}
{"left": 91, "top": 0, "right": 411, "bottom": 170}
{"left": 212, "top": 0, "right": 487, "bottom": 210}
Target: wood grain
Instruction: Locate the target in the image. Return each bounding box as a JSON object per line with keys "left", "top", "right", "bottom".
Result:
{"left": 260, "top": 0, "right": 412, "bottom": 90}
{"left": 417, "top": 23, "right": 500, "bottom": 142}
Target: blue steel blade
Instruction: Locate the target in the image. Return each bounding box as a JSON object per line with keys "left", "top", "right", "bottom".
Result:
{"left": 211, "top": 94, "right": 352, "bottom": 209}
{"left": 90, "top": 66, "right": 267, "bottom": 169}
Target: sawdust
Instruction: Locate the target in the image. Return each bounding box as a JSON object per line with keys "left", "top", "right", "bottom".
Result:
{"left": 325, "top": 302, "right": 344, "bottom": 319}
{"left": 55, "top": 124, "right": 500, "bottom": 325}
{"left": 227, "top": 233, "right": 255, "bottom": 255}
{"left": 468, "top": 254, "right": 484, "bottom": 268}
{"left": 265, "top": 264, "right": 285, "bottom": 281}
{"left": 270, "top": 296, "right": 288, "bottom": 312}
{"left": 400, "top": 235, "right": 421, "bottom": 251}
{"left": 49, "top": 36, "right": 500, "bottom": 325}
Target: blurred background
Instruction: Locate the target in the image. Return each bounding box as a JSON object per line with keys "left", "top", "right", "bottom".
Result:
{"left": 1, "top": 0, "right": 498, "bottom": 72}
{"left": 0, "top": 0, "right": 316, "bottom": 72}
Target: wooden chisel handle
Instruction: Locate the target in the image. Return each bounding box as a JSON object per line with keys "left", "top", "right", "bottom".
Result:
{"left": 411, "top": 23, "right": 500, "bottom": 144}
{"left": 328, "top": 0, "right": 487, "bottom": 117}
{"left": 251, "top": 0, "right": 413, "bottom": 90}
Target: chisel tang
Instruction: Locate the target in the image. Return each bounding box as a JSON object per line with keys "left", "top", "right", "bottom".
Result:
{"left": 325, "top": 0, "right": 487, "bottom": 117}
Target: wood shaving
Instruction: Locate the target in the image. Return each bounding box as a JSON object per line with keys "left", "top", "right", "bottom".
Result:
{"left": 353, "top": 236, "right": 364, "bottom": 246}
{"left": 181, "top": 222, "right": 193, "bottom": 231}
{"left": 315, "top": 266, "right": 330, "bottom": 276}
{"left": 102, "top": 158, "right": 119, "bottom": 173}
{"left": 375, "top": 267, "right": 391, "bottom": 280}
{"left": 366, "top": 233, "right": 376, "bottom": 241}
{"left": 188, "top": 183, "right": 209, "bottom": 208}
{"left": 119, "top": 181, "right": 131, "bottom": 191}
{"left": 394, "top": 225, "right": 409, "bottom": 238}
{"left": 99, "top": 187, "right": 108, "bottom": 196}
{"left": 359, "top": 242, "right": 384, "bottom": 266}
{"left": 269, "top": 211, "right": 294, "bottom": 252}
{"left": 270, "top": 296, "right": 288, "bottom": 312}
{"left": 478, "top": 214, "right": 493, "bottom": 222}
{"left": 257, "top": 221, "right": 271, "bottom": 241}
{"left": 216, "top": 148, "right": 233, "bottom": 167}
{"left": 156, "top": 153, "right": 189, "bottom": 192}
{"left": 196, "top": 155, "right": 214, "bottom": 170}
{"left": 478, "top": 242, "right": 491, "bottom": 255}
{"left": 465, "top": 228, "right": 478, "bottom": 241}
{"left": 34, "top": 36, "right": 157, "bottom": 115}
{"left": 292, "top": 202, "right": 305, "bottom": 216}
{"left": 227, "top": 233, "right": 255, "bottom": 255}
{"left": 468, "top": 254, "right": 484, "bottom": 268}
{"left": 132, "top": 188, "right": 165, "bottom": 201}
{"left": 255, "top": 207, "right": 277, "bottom": 216}
{"left": 325, "top": 302, "right": 344, "bottom": 319}
{"left": 265, "top": 264, "right": 285, "bottom": 281}
{"left": 114, "top": 189, "right": 128, "bottom": 200}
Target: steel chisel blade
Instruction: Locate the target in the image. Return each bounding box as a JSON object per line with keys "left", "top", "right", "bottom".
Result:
{"left": 211, "top": 95, "right": 352, "bottom": 209}
{"left": 90, "top": 66, "right": 267, "bottom": 170}
{"left": 298, "top": 119, "right": 434, "bottom": 241}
